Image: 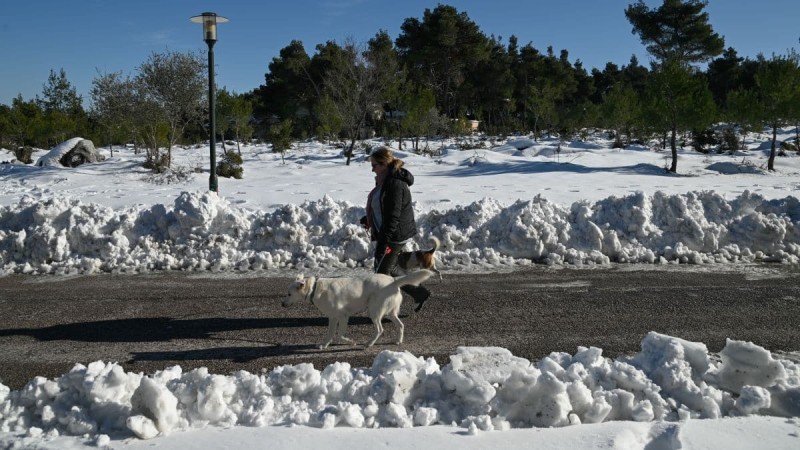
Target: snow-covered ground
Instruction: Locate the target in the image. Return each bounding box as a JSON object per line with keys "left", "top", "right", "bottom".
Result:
{"left": 1, "top": 131, "right": 799, "bottom": 448}
{"left": 1, "top": 132, "right": 799, "bottom": 276}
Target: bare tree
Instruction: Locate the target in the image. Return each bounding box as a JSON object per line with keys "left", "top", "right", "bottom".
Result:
{"left": 323, "top": 38, "right": 390, "bottom": 165}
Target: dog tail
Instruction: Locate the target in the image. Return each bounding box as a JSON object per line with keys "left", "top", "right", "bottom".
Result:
{"left": 386, "top": 269, "right": 433, "bottom": 291}
{"left": 428, "top": 236, "right": 440, "bottom": 252}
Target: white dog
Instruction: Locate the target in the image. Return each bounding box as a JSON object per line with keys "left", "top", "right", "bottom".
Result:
{"left": 283, "top": 270, "right": 433, "bottom": 349}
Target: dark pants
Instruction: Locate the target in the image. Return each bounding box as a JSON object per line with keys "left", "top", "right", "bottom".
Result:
{"left": 374, "top": 242, "right": 430, "bottom": 302}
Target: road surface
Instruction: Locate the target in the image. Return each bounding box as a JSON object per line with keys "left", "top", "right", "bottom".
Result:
{"left": 1, "top": 264, "right": 799, "bottom": 390}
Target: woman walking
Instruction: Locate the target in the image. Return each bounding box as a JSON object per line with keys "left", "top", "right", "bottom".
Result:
{"left": 360, "top": 147, "right": 431, "bottom": 311}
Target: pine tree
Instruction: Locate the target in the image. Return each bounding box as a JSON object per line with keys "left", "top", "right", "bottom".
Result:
{"left": 396, "top": 5, "right": 491, "bottom": 118}
{"left": 37, "top": 68, "right": 85, "bottom": 145}
{"left": 752, "top": 54, "right": 800, "bottom": 170}
{"left": 625, "top": 0, "right": 724, "bottom": 66}
{"left": 626, "top": 0, "right": 722, "bottom": 172}
{"left": 644, "top": 60, "right": 716, "bottom": 172}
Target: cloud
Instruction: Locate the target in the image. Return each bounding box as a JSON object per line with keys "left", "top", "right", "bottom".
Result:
{"left": 319, "top": 0, "right": 369, "bottom": 20}
{"left": 137, "top": 30, "right": 175, "bottom": 47}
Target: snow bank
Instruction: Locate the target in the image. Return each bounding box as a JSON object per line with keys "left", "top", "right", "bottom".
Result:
{"left": 0, "top": 190, "right": 798, "bottom": 275}
{"left": 0, "top": 333, "right": 798, "bottom": 442}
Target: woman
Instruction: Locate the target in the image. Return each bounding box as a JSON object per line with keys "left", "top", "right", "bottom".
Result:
{"left": 360, "top": 147, "right": 431, "bottom": 311}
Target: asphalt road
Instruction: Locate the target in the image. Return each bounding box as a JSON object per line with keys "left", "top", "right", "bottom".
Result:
{"left": 1, "top": 264, "right": 799, "bottom": 390}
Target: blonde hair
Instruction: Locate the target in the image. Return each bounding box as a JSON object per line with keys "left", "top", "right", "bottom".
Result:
{"left": 369, "top": 147, "right": 404, "bottom": 170}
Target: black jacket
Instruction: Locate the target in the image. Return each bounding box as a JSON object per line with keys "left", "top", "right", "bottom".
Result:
{"left": 374, "top": 166, "right": 417, "bottom": 244}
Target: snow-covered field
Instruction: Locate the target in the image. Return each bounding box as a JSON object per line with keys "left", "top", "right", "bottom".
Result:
{"left": 1, "top": 132, "right": 799, "bottom": 276}
{"left": 1, "top": 131, "right": 799, "bottom": 448}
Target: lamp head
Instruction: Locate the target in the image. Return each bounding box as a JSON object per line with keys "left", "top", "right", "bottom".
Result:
{"left": 190, "top": 12, "right": 229, "bottom": 43}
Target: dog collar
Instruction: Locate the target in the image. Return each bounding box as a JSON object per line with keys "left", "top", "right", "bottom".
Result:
{"left": 306, "top": 277, "right": 319, "bottom": 305}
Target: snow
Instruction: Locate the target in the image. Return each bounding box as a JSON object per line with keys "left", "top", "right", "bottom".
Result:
{"left": 1, "top": 131, "right": 800, "bottom": 448}
{"left": 1, "top": 334, "right": 799, "bottom": 449}
{"left": 34, "top": 137, "right": 85, "bottom": 167}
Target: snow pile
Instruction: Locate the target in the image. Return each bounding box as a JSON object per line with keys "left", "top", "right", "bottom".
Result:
{"left": 0, "top": 333, "right": 798, "bottom": 442}
{"left": 0, "top": 189, "right": 798, "bottom": 275}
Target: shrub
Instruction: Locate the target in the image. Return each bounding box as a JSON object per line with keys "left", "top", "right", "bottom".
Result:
{"left": 691, "top": 128, "right": 718, "bottom": 153}
{"left": 719, "top": 128, "right": 739, "bottom": 153}
{"left": 780, "top": 138, "right": 798, "bottom": 152}
{"left": 143, "top": 153, "right": 170, "bottom": 173}
{"left": 216, "top": 151, "right": 243, "bottom": 179}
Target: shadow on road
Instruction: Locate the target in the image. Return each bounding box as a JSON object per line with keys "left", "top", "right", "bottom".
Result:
{"left": 127, "top": 343, "right": 353, "bottom": 363}
{"left": 0, "top": 316, "right": 375, "bottom": 342}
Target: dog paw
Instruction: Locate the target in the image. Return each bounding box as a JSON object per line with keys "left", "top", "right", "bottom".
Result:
{"left": 319, "top": 343, "right": 330, "bottom": 350}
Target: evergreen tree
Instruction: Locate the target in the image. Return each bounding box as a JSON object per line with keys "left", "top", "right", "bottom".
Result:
{"left": 601, "top": 83, "right": 640, "bottom": 148}
{"left": 37, "top": 68, "right": 83, "bottom": 114}
{"left": 751, "top": 54, "right": 800, "bottom": 170}
{"left": 467, "top": 35, "right": 515, "bottom": 133}
{"left": 562, "top": 60, "right": 596, "bottom": 134}
{"left": 401, "top": 86, "right": 438, "bottom": 152}
{"left": 511, "top": 42, "right": 543, "bottom": 132}
{"left": 644, "top": 60, "right": 716, "bottom": 172}
{"left": 538, "top": 47, "right": 579, "bottom": 142}
{"left": 215, "top": 88, "right": 255, "bottom": 153}
{"left": 254, "top": 40, "right": 317, "bottom": 137}
{"left": 366, "top": 30, "right": 402, "bottom": 135}
{"left": 626, "top": 0, "right": 721, "bottom": 172}
{"left": 591, "top": 62, "right": 622, "bottom": 104}
{"left": 707, "top": 47, "right": 744, "bottom": 108}
{"left": 37, "top": 68, "right": 86, "bottom": 145}
{"left": 9, "top": 95, "right": 44, "bottom": 148}
{"left": 229, "top": 93, "right": 254, "bottom": 153}
{"left": 315, "top": 94, "right": 342, "bottom": 143}
{"left": 625, "top": 0, "right": 724, "bottom": 66}
{"left": 267, "top": 119, "right": 293, "bottom": 164}
{"left": 396, "top": 4, "right": 491, "bottom": 118}
{"left": 621, "top": 55, "right": 650, "bottom": 95}
{"left": 0, "top": 104, "right": 10, "bottom": 149}
{"left": 726, "top": 87, "right": 759, "bottom": 150}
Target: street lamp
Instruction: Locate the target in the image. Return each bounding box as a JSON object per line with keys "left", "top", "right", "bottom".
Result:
{"left": 190, "top": 12, "right": 229, "bottom": 193}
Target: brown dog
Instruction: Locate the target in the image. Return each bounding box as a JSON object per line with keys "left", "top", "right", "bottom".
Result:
{"left": 396, "top": 236, "right": 442, "bottom": 282}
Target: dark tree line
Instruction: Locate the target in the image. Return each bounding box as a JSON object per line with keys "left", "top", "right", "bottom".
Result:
{"left": 252, "top": 1, "right": 800, "bottom": 171}
{"left": 2, "top": 1, "right": 799, "bottom": 173}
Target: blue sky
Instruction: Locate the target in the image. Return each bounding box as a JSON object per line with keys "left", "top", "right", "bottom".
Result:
{"left": 1, "top": 0, "right": 798, "bottom": 106}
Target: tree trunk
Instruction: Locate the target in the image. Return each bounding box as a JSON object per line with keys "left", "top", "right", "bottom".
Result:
{"left": 236, "top": 129, "right": 241, "bottom": 155}
{"left": 613, "top": 127, "right": 623, "bottom": 148}
{"left": 669, "top": 126, "right": 678, "bottom": 173}
{"left": 220, "top": 135, "right": 228, "bottom": 156}
{"left": 346, "top": 135, "right": 356, "bottom": 166}
{"left": 768, "top": 124, "right": 777, "bottom": 171}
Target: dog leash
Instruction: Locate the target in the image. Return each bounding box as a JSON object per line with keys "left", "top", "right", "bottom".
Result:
{"left": 374, "top": 245, "right": 392, "bottom": 274}
{"left": 305, "top": 277, "right": 319, "bottom": 305}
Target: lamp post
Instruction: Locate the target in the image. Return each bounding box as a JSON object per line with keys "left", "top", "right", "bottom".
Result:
{"left": 190, "top": 12, "right": 228, "bottom": 193}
